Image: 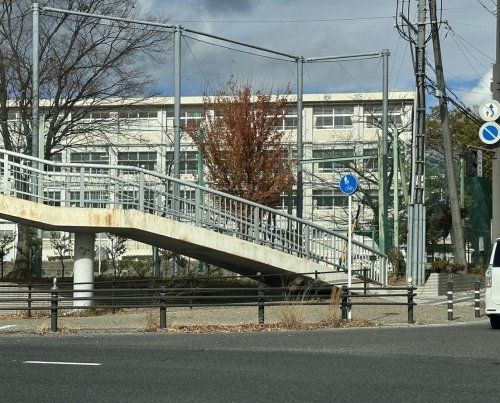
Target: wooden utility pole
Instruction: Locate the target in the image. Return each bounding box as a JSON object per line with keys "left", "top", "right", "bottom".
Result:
{"left": 429, "top": 0, "right": 467, "bottom": 266}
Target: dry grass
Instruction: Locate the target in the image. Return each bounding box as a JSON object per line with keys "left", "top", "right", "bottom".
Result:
{"left": 34, "top": 326, "right": 77, "bottom": 335}
{"left": 154, "top": 319, "right": 377, "bottom": 333}
{"left": 61, "top": 307, "right": 124, "bottom": 317}
{"left": 145, "top": 310, "right": 158, "bottom": 332}
{"left": 328, "top": 286, "right": 342, "bottom": 321}
{"left": 276, "top": 288, "right": 310, "bottom": 327}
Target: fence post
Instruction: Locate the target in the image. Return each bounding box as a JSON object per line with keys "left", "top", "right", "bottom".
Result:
{"left": 189, "top": 279, "right": 194, "bottom": 310}
{"left": 363, "top": 268, "right": 368, "bottom": 296}
{"left": 112, "top": 279, "right": 116, "bottom": 314}
{"left": 257, "top": 272, "right": 264, "bottom": 324}
{"left": 159, "top": 287, "right": 166, "bottom": 329}
{"left": 407, "top": 287, "right": 415, "bottom": 324}
{"left": 474, "top": 279, "right": 481, "bottom": 318}
{"left": 447, "top": 275, "right": 453, "bottom": 321}
{"left": 27, "top": 282, "right": 32, "bottom": 318}
{"left": 341, "top": 285, "right": 348, "bottom": 321}
{"left": 50, "top": 278, "right": 58, "bottom": 332}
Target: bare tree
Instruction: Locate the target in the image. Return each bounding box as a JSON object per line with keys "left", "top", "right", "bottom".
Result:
{"left": 187, "top": 79, "right": 295, "bottom": 207}
{"left": 0, "top": 231, "right": 15, "bottom": 278}
{"left": 49, "top": 231, "right": 73, "bottom": 277}
{"left": 0, "top": 0, "right": 170, "bottom": 156}
{"left": 105, "top": 233, "right": 127, "bottom": 278}
{"left": 0, "top": 0, "right": 170, "bottom": 273}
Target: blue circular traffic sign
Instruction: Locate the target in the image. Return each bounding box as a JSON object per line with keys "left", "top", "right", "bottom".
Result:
{"left": 339, "top": 174, "right": 358, "bottom": 195}
{"left": 479, "top": 122, "right": 500, "bottom": 145}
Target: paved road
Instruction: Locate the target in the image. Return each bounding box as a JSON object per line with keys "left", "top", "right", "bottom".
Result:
{"left": 0, "top": 322, "right": 498, "bottom": 402}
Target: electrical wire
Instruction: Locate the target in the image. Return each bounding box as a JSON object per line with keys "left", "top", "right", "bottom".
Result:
{"left": 476, "top": 0, "right": 497, "bottom": 16}
{"left": 169, "top": 16, "right": 395, "bottom": 24}
{"left": 181, "top": 34, "right": 294, "bottom": 64}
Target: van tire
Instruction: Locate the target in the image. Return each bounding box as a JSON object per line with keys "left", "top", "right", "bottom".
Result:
{"left": 490, "top": 315, "right": 500, "bottom": 329}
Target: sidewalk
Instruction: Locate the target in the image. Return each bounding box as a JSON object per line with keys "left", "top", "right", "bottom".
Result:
{"left": 0, "top": 295, "right": 489, "bottom": 334}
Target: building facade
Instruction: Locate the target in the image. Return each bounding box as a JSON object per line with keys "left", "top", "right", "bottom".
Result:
{"left": 1, "top": 91, "right": 414, "bottom": 262}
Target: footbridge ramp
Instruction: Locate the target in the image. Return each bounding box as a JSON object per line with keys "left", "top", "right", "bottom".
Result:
{"left": 0, "top": 149, "right": 387, "bottom": 284}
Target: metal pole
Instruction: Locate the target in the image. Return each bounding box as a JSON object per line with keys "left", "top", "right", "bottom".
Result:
{"left": 257, "top": 272, "right": 264, "bottom": 324}
{"left": 174, "top": 26, "right": 181, "bottom": 183}
{"left": 296, "top": 57, "right": 304, "bottom": 220}
{"left": 379, "top": 49, "right": 389, "bottom": 254}
{"left": 491, "top": 0, "right": 500, "bottom": 242}
{"left": 32, "top": 3, "right": 39, "bottom": 160}
{"left": 348, "top": 195, "right": 352, "bottom": 288}
{"left": 347, "top": 194, "right": 352, "bottom": 320}
{"left": 474, "top": 279, "right": 481, "bottom": 318}
{"left": 393, "top": 127, "right": 399, "bottom": 251}
{"left": 159, "top": 287, "right": 166, "bottom": 328}
{"left": 447, "top": 276, "right": 453, "bottom": 321}
{"left": 197, "top": 129, "right": 205, "bottom": 276}
{"left": 172, "top": 26, "right": 182, "bottom": 276}
{"left": 50, "top": 278, "right": 58, "bottom": 332}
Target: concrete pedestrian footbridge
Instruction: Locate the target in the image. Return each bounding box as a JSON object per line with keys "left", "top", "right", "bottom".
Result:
{"left": 0, "top": 148, "right": 386, "bottom": 302}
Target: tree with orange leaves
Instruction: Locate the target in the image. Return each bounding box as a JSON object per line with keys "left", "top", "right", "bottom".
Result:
{"left": 187, "top": 80, "right": 295, "bottom": 207}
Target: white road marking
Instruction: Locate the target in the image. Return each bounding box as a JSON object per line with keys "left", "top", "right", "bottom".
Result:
{"left": 0, "top": 325, "right": 17, "bottom": 330}
{"left": 23, "top": 361, "right": 102, "bottom": 366}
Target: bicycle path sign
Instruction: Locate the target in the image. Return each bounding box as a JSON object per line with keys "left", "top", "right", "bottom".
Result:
{"left": 339, "top": 173, "right": 358, "bottom": 195}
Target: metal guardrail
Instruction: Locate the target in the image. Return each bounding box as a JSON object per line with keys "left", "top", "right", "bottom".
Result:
{"left": 340, "top": 286, "right": 417, "bottom": 324}
{"left": 0, "top": 148, "right": 387, "bottom": 284}
{"left": 0, "top": 278, "right": 417, "bottom": 332}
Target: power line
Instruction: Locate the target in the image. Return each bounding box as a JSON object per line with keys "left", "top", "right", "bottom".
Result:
{"left": 445, "top": 23, "right": 495, "bottom": 62}
{"left": 181, "top": 34, "right": 294, "bottom": 63}
{"left": 476, "top": 0, "right": 497, "bottom": 16}
{"left": 169, "top": 16, "right": 395, "bottom": 24}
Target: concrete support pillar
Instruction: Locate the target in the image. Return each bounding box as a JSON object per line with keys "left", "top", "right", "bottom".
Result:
{"left": 73, "top": 232, "right": 95, "bottom": 308}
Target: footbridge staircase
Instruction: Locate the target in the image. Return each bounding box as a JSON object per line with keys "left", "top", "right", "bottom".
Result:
{"left": 0, "top": 149, "right": 387, "bottom": 285}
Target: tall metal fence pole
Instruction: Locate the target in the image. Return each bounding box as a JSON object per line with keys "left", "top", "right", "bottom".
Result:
{"left": 447, "top": 276, "right": 453, "bottom": 321}
{"left": 474, "top": 279, "right": 481, "bottom": 318}
{"left": 159, "top": 287, "right": 166, "bottom": 329}
{"left": 257, "top": 272, "right": 264, "bottom": 324}
{"left": 50, "top": 278, "right": 58, "bottom": 332}
{"left": 407, "top": 287, "right": 415, "bottom": 324}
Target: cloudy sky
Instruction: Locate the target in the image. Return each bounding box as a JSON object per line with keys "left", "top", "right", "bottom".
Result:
{"left": 141, "top": 0, "right": 495, "bottom": 106}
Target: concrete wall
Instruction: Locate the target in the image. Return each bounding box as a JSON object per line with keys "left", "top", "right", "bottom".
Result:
{"left": 419, "top": 273, "right": 484, "bottom": 297}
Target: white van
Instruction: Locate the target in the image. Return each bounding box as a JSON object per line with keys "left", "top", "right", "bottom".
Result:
{"left": 486, "top": 239, "right": 500, "bottom": 328}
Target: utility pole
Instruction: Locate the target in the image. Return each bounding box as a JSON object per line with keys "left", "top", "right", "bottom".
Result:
{"left": 429, "top": 0, "right": 466, "bottom": 266}
{"left": 404, "top": 0, "right": 427, "bottom": 285}
{"left": 492, "top": 0, "right": 500, "bottom": 242}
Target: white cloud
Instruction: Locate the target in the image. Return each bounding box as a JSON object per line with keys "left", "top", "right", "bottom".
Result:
{"left": 461, "top": 72, "right": 493, "bottom": 108}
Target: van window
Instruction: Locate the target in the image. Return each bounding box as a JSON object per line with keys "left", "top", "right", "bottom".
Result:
{"left": 493, "top": 242, "right": 500, "bottom": 267}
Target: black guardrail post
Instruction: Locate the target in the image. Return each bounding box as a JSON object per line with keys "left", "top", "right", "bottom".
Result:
{"left": 341, "top": 285, "right": 348, "bottom": 321}
{"left": 407, "top": 287, "right": 415, "bottom": 324}
{"left": 112, "top": 279, "right": 116, "bottom": 314}
{"left": 159, "top": 287, "right": 166, "bottom": 329}
{"left": 474, "top": 279, "right": 481, "bottom": 318}
{"left": 314, "top": 270, "right": 318, "bottom": 296}
{"left": 447, "top": 276, "right": 453, "bottom": 321}
{"left": 27, "top": 282, "right": 32, "bottom": 318}
{"left": 257, "top": 272, "right": 264, "bottom": 324}
{"left": 50, "top": 278, "right": 58, "bottom": 332}
{"left": 189, "top": 279, "right": 194, "bottom": 310}
{"left": 363, "top": 269, "right": 367, "bottom": 296}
